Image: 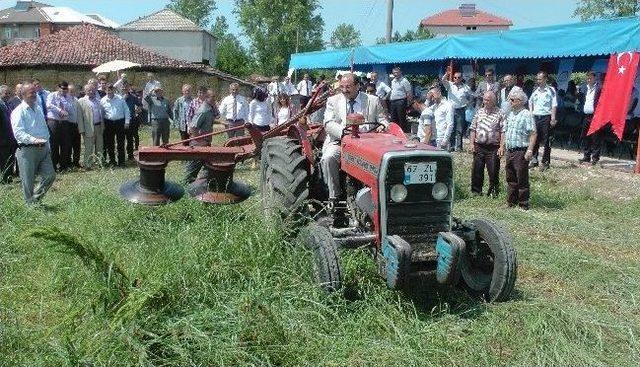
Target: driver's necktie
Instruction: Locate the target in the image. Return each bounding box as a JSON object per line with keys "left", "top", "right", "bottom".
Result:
{"left": 348, "top": 99, "right": 355, "bottom": 114}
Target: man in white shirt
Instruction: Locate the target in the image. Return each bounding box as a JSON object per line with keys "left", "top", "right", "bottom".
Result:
{"left": 421, "top": 87, "right": 454, "bottom": 149}
{"left": 10, "top": 83, "right": 56, "bottom": 204}
{"left": 296, "top": 74, "right": 314, "bottom": 108}
{"left": 388, "top": 67, "right": 413, "bottom": 133}
{"left": 322, "top": 73, "right": 388, "bottom": 213}
{"left": 142, "top": 72, "right": 161, "bottom": 123}
{"left": 578, "top": 71, "right": 602, "bottom": 165}
{"left": 100, "top": 84, "right": 130, "bottom": 167}
{"left": 442, "top": 69, "right": 472, "bottom": 151}
{"left": 499, "top": 74, "right": 516, "bottom": 115}
{"left": 218, "top": 82, "right": 249, "bottom": 138}
{"left": 528, "top": 71, "right": 557, "bottom": 171}
{"left": 267, "top": 76, "right": 281, "bottom": 114}
{"left": 281, "top": 76, "right": 296, "bottom": 96}
{"left": 369, "top": 71, "right": 391, "bottom": 100}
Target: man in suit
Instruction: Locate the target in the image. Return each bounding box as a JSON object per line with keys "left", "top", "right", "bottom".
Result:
{"left": 577, "top": 71, "right": 602, "bottom": 165}
{"left": 77, "top": 83, "right": 103, "bottom": 169}
{"left": 321, "top": 73, "right": 389, "bottom": 205}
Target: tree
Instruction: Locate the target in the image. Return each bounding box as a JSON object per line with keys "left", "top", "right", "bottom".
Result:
{"left": 235, "top": 0, "right": 325, "bottom": 76}
{"left": 329, "top": 23, "right": 361, "bottom": 49}
{"left": 375, "top": 27, "right": 434, "bottom": 44}
{"left": 210, "top": 16, "right": 255, "bottom": 78}
{"left": 167, "top": 0, "right": 216, "bottom": 28}
{"left": 574, "top": 0, "right": 639, "bottom": 20}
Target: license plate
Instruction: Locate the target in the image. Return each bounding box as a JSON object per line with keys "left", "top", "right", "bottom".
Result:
{"left": 404, "top": 162, "right": 437, "bottom": 184}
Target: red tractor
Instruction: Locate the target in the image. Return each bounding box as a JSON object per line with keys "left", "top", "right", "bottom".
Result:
{"left": 260, "top": 107, "right": 517, "bottom": 302}
{"left": 125, "top": 86, "right": 516, "bottom": 302}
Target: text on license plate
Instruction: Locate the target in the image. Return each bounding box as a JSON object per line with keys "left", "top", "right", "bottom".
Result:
{"left": 404, "top": 162, "right": 437, "bottom": 184}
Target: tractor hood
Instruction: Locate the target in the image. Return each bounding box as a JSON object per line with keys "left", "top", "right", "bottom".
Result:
{"left": 341, "top": 132, "right": 440, "bottom": 185}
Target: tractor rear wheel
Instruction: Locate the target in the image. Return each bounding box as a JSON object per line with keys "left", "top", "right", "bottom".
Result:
{"left": 460, "top": 219, "right": 517, "bottom": 302}
{"left": 297, "top": 224, "right": 342, "bottom": 292}
{"left": 260, "top": 137, "right": 310, "bottom": 230}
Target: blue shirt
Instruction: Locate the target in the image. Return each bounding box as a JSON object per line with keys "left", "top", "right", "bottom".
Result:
{"left": 100, "top": 95, "right": 130, "bottom": 123}
{"left": 10, "top": 101, "right": 50, "bottom": 145}
{"left": 529, "top": 85, "right": 558, "bottom": 116}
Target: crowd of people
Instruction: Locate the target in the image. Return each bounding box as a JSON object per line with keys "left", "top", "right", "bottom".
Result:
{"left": 0, "top": 71, "right": 308, "bottom": 204}
{"left": 1, "top": 65, "right": 635, "bottom": 209}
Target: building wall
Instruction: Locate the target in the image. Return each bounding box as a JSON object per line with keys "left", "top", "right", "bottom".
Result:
{"left": 118, "top": 30, "right": 216, "bottom": 66}
{"left": 1, "top": 68, "right": 250, "bottom": 101}
{"left": 423, "top": 25, "right": 510, "bottom": 35}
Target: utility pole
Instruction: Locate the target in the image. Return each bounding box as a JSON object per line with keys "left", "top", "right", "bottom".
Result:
{"left": 386, "top": 0, "right": 393, "bottom": 43}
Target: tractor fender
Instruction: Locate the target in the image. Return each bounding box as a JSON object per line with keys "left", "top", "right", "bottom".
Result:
{"left": 288, "top": 124, "right": 315, "bottom": 170}
{"left": 387, "top": 122, "right": 408, "bottom": 142}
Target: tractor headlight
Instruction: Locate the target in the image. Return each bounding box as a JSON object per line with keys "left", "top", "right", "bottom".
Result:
{"left": 432, "top": 182, "right": 449, "bottom": 200}
{"left": 390, "top": 184, "right": 408, "bottom": 202}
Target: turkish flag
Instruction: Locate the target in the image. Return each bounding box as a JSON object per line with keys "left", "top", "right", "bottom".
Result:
{"left": 588, "top": 52, "right": 640, "bottom": 140}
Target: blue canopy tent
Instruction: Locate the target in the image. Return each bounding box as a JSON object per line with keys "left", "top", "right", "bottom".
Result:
{"left": 289, "top": 16, "right": 640, "bottom": 75}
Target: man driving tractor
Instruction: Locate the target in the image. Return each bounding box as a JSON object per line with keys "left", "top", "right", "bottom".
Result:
{"left": 321, "top": 73, "right": 389, "bottom": 213}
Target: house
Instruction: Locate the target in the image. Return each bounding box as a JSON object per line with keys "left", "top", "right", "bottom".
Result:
{"left": 0, "top": 1, "right": 117, "bottom": 45}
{"left": 420, "top": 3, "right": 512, "bottom": 35}
{"left": 117, "top": 9, "right": 217, "bottom": 67}
{"left": 0, "top": 24, "right": 250, "bottom": 98}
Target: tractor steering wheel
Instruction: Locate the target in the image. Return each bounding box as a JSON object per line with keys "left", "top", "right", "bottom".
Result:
{"left": 341, "top": 122, "right": 385, "bottom": 138}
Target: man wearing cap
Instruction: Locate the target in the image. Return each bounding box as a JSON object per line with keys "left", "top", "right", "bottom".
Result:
{"left": 144, "top": 86, "right": 173, "bottom": 146}
{"left": 10, "top": 83, "right": 56, "bottom": 204}
{"left": 46, "top": 81, "right": 75, "bottom": 171}
{"left": 100, "top": 84, "right": 130, "bottom": 167}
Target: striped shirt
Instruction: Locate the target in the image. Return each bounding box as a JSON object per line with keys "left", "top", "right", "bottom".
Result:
{"left": 469, "top": 107, "right": 504, "bottom": 145}
{"left": 503, "top": 108, "right": 535, "bottom": 149}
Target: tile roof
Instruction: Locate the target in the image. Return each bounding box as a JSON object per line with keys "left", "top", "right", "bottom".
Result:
{"left": 421, "top": 8, "right": 512, "bottom": 27}
{"left": 119, "top": 8, "right": 203, "bottom": 32}
{"left": 0, "top": 23, "right": 197, "bottom": 70}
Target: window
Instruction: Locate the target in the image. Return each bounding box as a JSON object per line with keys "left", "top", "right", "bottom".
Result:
{"left": 3, "top": 25, "right": 18, "bottom": 39}
{"left": 465, "top": 26, "right": 477, "bottom": 30}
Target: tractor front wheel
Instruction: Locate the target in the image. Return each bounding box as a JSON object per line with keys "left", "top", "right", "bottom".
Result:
{"left": 460, "top": 219, "right": 517, "bottom": 302}
{"left": 297, "top": 224, "right": 342, "bottom": 292}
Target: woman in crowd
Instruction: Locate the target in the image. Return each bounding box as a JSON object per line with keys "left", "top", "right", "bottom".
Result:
{"left": 275, "top": 93, "right": 293, "bottom": 126}
{"left": 248, "top": 87, "right": 273, "bottom": 132}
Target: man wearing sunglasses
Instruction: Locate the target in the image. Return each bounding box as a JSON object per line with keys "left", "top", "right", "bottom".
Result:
{"left": 475, "top": 69, "right": 500, "bottom": 109}
{"left": 442, "top": 67, "right": 472, "bottom": 151}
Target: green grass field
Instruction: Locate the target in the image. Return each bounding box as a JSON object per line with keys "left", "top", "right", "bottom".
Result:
{"left": 1, "top": 128, "right": 640, "bottom": 366}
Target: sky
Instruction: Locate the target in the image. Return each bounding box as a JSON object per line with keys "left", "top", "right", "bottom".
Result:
{"left": 0, "top": 0, "right": 579, "bottom": 46}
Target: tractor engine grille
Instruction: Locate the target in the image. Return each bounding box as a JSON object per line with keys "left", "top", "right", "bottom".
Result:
{"left": 383, "top": 154, "right": 453, "bottom": 262}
